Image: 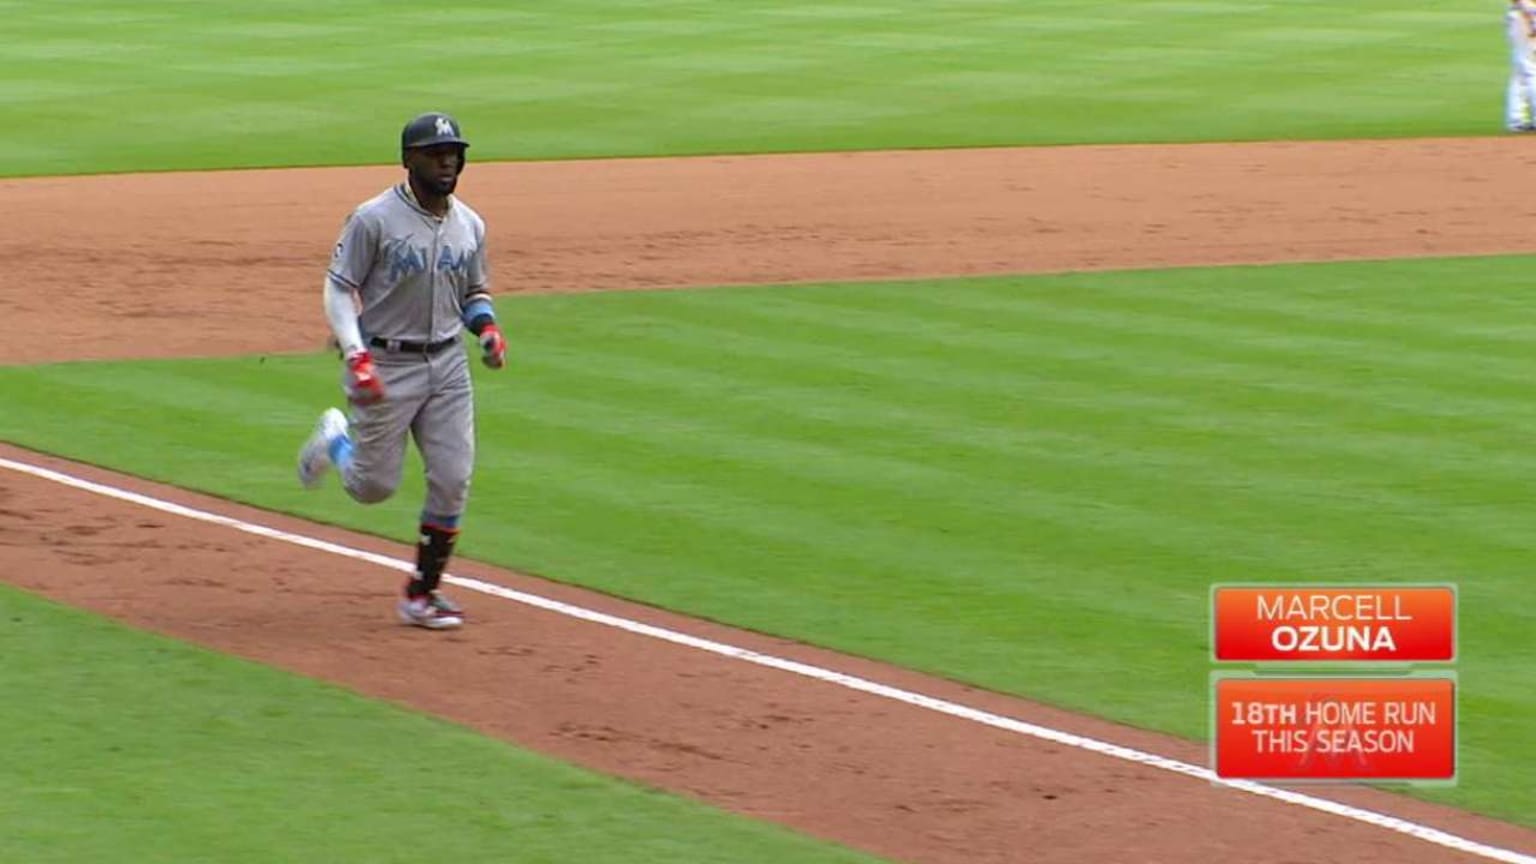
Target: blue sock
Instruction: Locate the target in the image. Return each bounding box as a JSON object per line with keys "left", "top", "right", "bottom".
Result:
{"left": 328, "top": 434, "right": 354, "bottom": 472}
{"left": 421, "top": 511, "right": 462, "bottom": 530}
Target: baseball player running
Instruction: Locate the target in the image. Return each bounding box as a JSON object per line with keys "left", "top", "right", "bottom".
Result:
{"left": 1509, "top": 0, "right": 1536, "bottom": 131}
{"left": 296, "top": 111, "right": 507, "bottom": 630}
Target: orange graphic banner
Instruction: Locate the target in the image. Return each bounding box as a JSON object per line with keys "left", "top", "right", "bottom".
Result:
{"left": 1213, "top": 677, "right": 1455, "bottom": 781}
{"left": 1212, "top": 586, "right": 1455, "bottom": 663}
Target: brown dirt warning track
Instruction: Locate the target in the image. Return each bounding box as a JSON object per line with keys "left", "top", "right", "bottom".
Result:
{"left": 2, "top": 138, "right": 1536, "bottom": 863}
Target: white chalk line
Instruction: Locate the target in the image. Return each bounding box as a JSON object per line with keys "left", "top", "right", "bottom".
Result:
{"left": 2, "top": 454, "right": 1530, "bottom": 864}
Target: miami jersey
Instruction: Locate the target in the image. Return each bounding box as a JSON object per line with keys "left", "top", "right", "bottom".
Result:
{"left": 327, "top": 183, "right": 489, "bottom": 345}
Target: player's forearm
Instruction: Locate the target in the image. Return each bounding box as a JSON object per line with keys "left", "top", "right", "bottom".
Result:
{"left": 324, "top": 278, "right": 366, "bottom": 355}
{"left": 462, "top": 291, "right": 497, "bottom": 335}
{"left": 462, "top": 291, "right": 506, "bottom": 369}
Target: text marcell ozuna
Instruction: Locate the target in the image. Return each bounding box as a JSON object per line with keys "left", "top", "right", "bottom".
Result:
{"left": 1255, "top": 593, "right": 1412, "bottom": 654}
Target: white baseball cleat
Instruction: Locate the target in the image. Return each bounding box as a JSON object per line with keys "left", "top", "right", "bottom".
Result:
{"left": 398, "top": 596, "right": 463, "bottom": 630}
{"left": 297, "top": 407, "right": 350, "bottom": 489}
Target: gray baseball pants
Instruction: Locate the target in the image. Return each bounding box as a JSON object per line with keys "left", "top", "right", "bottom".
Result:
{"left": 339, "top": 346, "right": 475, "bottom": 518}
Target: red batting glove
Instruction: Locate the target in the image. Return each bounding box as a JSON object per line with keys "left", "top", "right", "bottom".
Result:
{"left": 478, "top": 323, "right": 507, "bottom": 369}
{"left": 345, "top": 349, "right": 385, "bottom": 404}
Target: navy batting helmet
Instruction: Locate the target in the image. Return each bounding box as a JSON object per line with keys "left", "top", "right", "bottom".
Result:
{"left": 401, "top": 112, "right": 470, "bottom": 153}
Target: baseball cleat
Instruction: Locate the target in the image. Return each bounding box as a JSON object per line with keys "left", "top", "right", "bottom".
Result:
{"left": 398, "top": 596, "right": 463, "bottom": 630}
{"left": 297, "top": 408, "right": 350, "bottom": 489}
{"left": 427, "top": 590, "right": 465, "bottom": 618}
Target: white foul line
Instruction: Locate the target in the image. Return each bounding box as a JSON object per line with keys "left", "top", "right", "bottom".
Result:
{"left": 2, "top": 454, "right": 1530, "bottom": 864}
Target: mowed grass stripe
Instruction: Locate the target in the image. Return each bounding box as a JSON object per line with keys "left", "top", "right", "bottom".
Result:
{"left": 566, "top": 286, "right": 1536, "bottom": 474}
{"left": 775, "top": 259, "right": 1536, "bottom": 352}
{"left": 498, "top": 394, "right": 1439, "bottom": 596}
{"left": 718, "top": 284, "right": 1536, "bottom": 412}
{"left": 515, "top": 321, "right": 1536, "bottom": 555}
{"left": 4, "top": 0, "right": 1505, "bottom": 176}
{"left": 827, "top": 282, "right": 1536, "bottom": 385}
{"left": 697, "top": 278, "right": 1536, "bottom": 448}
{"left": 1, "top": 257, "right": 1533, "bottom": 823}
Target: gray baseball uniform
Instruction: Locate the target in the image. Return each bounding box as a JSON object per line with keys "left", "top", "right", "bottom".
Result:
{"left": 294, "top": 110, "right": 500, "bottom": 630}
{"left": 325, "top": 182, "right": 489, "bottom": 517}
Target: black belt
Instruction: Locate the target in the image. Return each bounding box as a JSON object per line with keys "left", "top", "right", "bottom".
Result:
{"left": 369, "top": 336, "right": 457, "bottom": 355}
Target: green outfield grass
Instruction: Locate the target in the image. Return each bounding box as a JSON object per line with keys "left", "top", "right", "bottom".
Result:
{"left": 0, "top": 0, "right": 1507, "bottom": 176}
{"left": 0, "top": 586, "right": 881, "bottom": 864}
{"left": 1, "top": 258, "right": 1533, "bottom": 826}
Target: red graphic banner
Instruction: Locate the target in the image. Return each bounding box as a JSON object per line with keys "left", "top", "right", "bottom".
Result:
{"left": 1212, "top": 586, "right": 1455, "bottom": 663}
{"left": 1213, "top": 677, "right": 1455, "bottom": 781}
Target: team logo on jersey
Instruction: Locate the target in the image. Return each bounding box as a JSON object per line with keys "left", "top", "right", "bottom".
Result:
{"left": 386, "top": 240, "right": 428, "bottom": 281}
{"left": 384, "top": 240, "right": 473, "bottom": 281}
{"left": 436, "top": 244, "right": 472, "bottom": 274}
{"left": 435, "top": 117, "right": 454, "bottom": 136}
